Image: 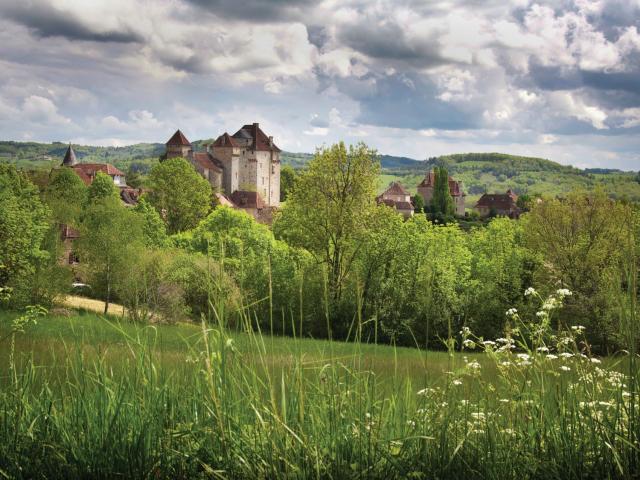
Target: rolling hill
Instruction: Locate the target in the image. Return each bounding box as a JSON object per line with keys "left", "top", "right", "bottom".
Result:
{"left": 1, "top": 140, "right": 639, "bottom": 205}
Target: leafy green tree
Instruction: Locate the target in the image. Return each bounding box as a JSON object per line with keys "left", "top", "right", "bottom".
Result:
{"left": 430, "top": 167, "right": 454, "bottom": 217}
{"left": 45, "top": 167, "right": 87, "bottom": 224}
{"left": 86, "top": 172, "right": 119, "bottom": 204}
{"left": 280, "top": 165, "right": 297, "bottom": 202}
{"left": 0, "top": 165, "right": 51, "bottom": 306}
{"left": 274, "top": 142, "right": 380, "bottom": 309}
{"left": 522, "top": 189, "right": 634, "bottom": 352}
{"left": 134, "top": 197, "right": 167, "bottom": 247}
{"left": 147, "top": 157, "right": 212, "bottom": 234}
{"left": 78, "top": 198, "right": 144, "bottom": 315}
{"left": 412, "top": 193, "right": 424, "bottom": 213}
{"left": 126, "top": 166, "right": 143, "bottom": 189}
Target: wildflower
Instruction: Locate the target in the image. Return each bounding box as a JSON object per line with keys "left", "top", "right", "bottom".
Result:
{"left": 546, "top": 354, "right": 558, "bottom": 360}
{"left": 590, "top": 358, "right": 601, "bottom": 364}
{"left": 524, "top": 287, "right": 537, "bottom": 296}
{"left": 559, "top": 365, "right": 571, "bottom": 372}
{"left": 481, "top": 340, "right": 496, "bottom": 347}
{"left": 452, "top": 379, "right": 463, "bottom": 386}
{"left": 417, "top": 388, "right": 436, "bottom": 396}
{"left": 496, "top": 337, "right": 510, "bottom": 344}
{"left": 459, "top": 326, "right": 471, "bottom": 336}
{"left": 499, "top": 398, "right": 510, "bottom": 403}
{"left": 536, "top": 311, "right": 547, "bottom": 318}
{"left": 536, "top": 346, "right": 550, "bottom": 353}
{"left": 406, "top": 420, "right": 416, "bottom": 428}
{"left": 500, "top": 361, "right": 512, "bottom": 367}
{"left": 516, "top": 353, "right": 531, "bottom": 361}
{"left": 462, "top": 339, "right": 475, "bottom": 348}
{"left": 558, "top": 352, "right": 573, "bottom": 358}
{"left": 505, "top": 308, "right": 518, "bottom": 317}
{"left": 470, "top": 412, "right": 486, "bottom": 421}
{"left": 466, "top": 361, "right": 481, "bottom": 371}
{"left": 556, "top": 288, "right": 572, "bottom": 298}
{"left": 571, "top": 325, "right": 585, "bottom": 333}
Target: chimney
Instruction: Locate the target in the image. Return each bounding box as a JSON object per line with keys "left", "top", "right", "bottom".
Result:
{"left": 268, "top": 136, "right": 273, "bottom": 147}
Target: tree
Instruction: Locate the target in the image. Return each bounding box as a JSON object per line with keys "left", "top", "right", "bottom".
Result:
{"left": 147, "top": 158, "right": 212, "bottom": 234}
{"left": 86, "top": 172, "right": 119, "bottom": 204}
{"left": 430, "top": 167, "right": 454, "bottom": 217}
{"left": 0, "top": 165, "right": 51, "bottom": 306}
{"left": 413, "top": 193, "right": 424, "bottom": 213}
{"left": 280, "top": 165, "right": 297, "bottom": 202}
{"left": 134, "top": 197, "right": 167, "bottom": 247}
{"left": 126, "top": 166, "right": 143, "bottom": 189}
{"left": 522, "top": 189, "right": 634, "bottom": 352}
{"left": 274, "top": 142, "right": 380, "bottom": 311}
{"left": 77, "top": 198, "right": 144, "bottom": 315}
{"left": 45, "top": 167, "right": 87, "bottom": 224}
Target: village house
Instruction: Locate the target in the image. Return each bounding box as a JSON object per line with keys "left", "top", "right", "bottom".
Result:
{"left": 475, "top": 189, "right": 520, "bottom": 218}
{"left": 58, "top": 144, "right": 141, "bottom": 266}
{"left": 377, "top": 182, "right": 414, "bottom": 219}
{"left": 164, "top": 123, "right": 281, "bottom": 218}
{"left": 417, "top": 170, "right": 466, "bottom": 216}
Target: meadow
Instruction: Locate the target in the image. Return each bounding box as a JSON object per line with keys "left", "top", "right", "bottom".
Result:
{"left": 1, "top": 290, "right": 638, "bottom": 479}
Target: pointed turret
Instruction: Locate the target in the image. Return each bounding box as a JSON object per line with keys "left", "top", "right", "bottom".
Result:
{"left": 62, "top": 144, "right": 77, "bottom": 166}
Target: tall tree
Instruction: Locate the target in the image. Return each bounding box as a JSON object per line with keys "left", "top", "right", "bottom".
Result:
{"left": 134, "top": 197, "right": 168, "bottom": 248}
{"left": 45, "top": 167, "right": 87, "bottom": 224}
{"left": 412, "top": 193, "right": 425, "bottom": 213}
{"left": 0, "top": 165, "right": 50, "bottom": 306}
{"left": 280, "top": 165, "right": 297, "bottom": 202}
{"left": 430, "top": 167, "right": 455, "bottom": 217}
{"left": 78, "top": 198, "right": 144, "bottom": 315}
{"left": 274, "top": 142, "right": 380, "bottom": 307}
{"left": 147, "top": 157, "right": 212, "bottom": 234}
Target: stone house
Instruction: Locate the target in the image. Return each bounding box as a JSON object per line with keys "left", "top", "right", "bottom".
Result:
{"left": 475, "top": 189, "right": 520, "bottom": 218}
{"left": 376, "top": 181, "right": 414, "bottom": 218}
{"left": 164, "top": 123, "right": 281, "bottom": 217}
{"left": 417, "top": 170, "right": 465, "bottom": 216}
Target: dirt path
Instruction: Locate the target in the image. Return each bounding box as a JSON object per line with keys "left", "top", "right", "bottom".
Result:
{"left": 60, "top": 295, "right": 127, "bottom": 317}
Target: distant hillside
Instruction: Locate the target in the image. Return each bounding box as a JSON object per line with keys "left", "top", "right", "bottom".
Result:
{"left": 2, "top": 141, "right": 639, "bottom": 204}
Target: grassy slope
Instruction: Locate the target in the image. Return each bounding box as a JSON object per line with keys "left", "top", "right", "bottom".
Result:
{"left": 3, "top": 140, "right": 639, "bottom": 203}
{"left": 0, "top": 311, "right": 468, "bottom": 387}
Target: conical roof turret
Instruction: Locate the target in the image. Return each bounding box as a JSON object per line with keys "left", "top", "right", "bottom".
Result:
{"left": 62, "top": 143, "right": 77, "bottom": 166}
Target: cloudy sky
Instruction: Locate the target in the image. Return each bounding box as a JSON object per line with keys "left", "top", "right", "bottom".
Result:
{"left": 1, "top": 0, "right": 639, "bottom": 169}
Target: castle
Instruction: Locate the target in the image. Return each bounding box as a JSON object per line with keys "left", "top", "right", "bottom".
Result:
{"left": 164, "top": 123, "right": 281, "bottom": 213}
{"left": 417, "top": 170, "right": 465, "bottom": 216}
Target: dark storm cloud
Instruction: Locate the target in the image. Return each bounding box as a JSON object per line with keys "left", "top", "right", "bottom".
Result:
{"left": 184, "top": 0, "right": 315, "bottom": 22}
{"left": 352, "top": 75, "right": 478, "bottom": 131}
{"left": 1, "top": 2, "right": 142, "bottom": 43}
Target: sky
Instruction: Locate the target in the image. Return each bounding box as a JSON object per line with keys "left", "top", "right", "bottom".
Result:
{"left": 1, "top": 0, "right": 639, "bottom": 170}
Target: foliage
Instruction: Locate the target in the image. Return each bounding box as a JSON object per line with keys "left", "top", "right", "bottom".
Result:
{"left": 429, "top": 166, "right": 455, "bottom": 218}
{"left": 0, "top": 164, "right": 51, "bottom": 306}
{"left": 522, "top": 189, "right": 635, "bottom": 351}
{"left": 133, "top": 197, "right": 168, "bottom": 247}
{"left": 86, "top": 171, "right": 119, "bottom": 204}
{"left": 280, "top": 164, "right": 297, "bottom": 202}
{"left": 45, "top": 167, "right": 87, "bottom": 224}
{"left": 77, "top": 198, "right": 145, "bottom": 314}
{"left": 274, "top": 142, "right": 380, "bottom": 316}
{"left": 412, "top": 193, "right": 424, "bottom": 213}
{"left": 147, "top": 157, "right": 212, "bottom": 234}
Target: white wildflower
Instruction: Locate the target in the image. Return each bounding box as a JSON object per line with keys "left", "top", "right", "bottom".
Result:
{"left": 536, "top": 346, "right": 550, "bottom": 353}
{"left": 546, "top": 354, "right": 558, "bottom": 360}
{"left": 506, "top": 308, "right": 518, "bottom": 317}
{"left": 556, "top": 288, "right": 572, "bottom": 298}
{"left": 524, "top": 287, "right": 537, "bottom": 296}
{"left": 452, "top": 379, "right": 463, "bottom": 386}
{"left": 559, "top": 365, "right": 571, "bottom": 372}
{"left": 590, "top": 358, "right": 601, "bottom": 364}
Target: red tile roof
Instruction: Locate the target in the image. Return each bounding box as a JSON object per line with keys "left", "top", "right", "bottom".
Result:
{"left": 384, "top": 181, "right": 410, "bottom": 196}
{"left": 475, "top": 191, "right": 519, "bottom": 210}
{"left": 71, "top": 163, "right": 125, "bottom": 185}
{"left": 233, "top": 123, "right": 281, "bottom": 152}
{"left": 166, "top": 129, "right": 191, "bottom": 146}
{"left": 193, "top": 152, "right": 223, "bottom": 173}
{"left": 212, "top": 132, "right": 239, "bottom": 148}
{"left": 230, "top": 190, "right": 266, "bottom": 209}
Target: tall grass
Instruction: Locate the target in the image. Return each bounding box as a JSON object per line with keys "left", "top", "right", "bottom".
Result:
{"left": 1, "top": 272, "right": 639, "bottom": 478}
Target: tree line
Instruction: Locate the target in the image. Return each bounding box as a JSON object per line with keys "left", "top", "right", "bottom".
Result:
{"left": 1, "top": 142, "right": 638, "bottom": 353}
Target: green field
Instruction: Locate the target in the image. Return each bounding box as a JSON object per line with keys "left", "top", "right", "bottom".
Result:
{"left": 1, "top": 309, "right": 638, "bottom": 478}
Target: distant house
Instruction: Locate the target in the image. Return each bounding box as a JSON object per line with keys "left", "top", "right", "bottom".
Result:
{"left": 61, "top": 144, "right": 140, "bottom": 205}
{"left": 417, "top": 170, "right": 465, "bottom": 216}
{"left": 475, "top": 189, "right": 520, "bottom": 218}
{"left": 377, "top": 181, "right": 414, "bottom": 219}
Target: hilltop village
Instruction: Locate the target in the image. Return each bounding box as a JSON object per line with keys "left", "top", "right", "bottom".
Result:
{"left": 58, "top": 123, "right": 521, "bottom": 224}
